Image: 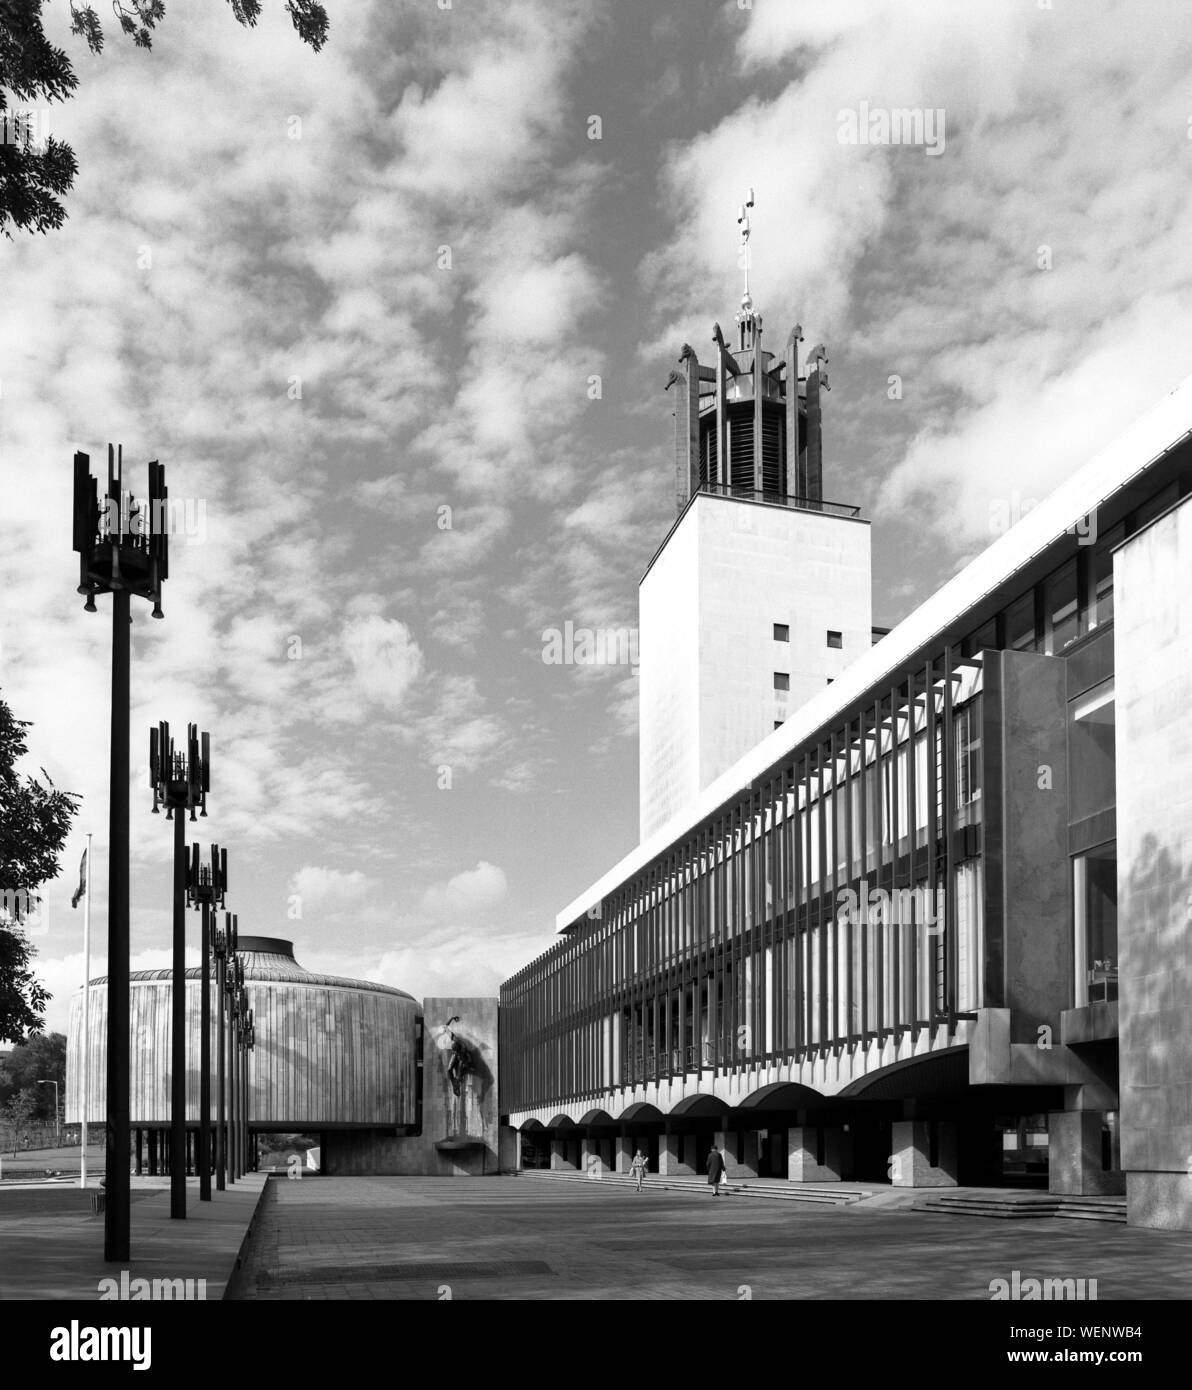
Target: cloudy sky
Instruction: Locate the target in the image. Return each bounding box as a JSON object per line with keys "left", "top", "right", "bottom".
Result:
{"left": 3, "top": 0, "right": 1192, "bottom": 1036}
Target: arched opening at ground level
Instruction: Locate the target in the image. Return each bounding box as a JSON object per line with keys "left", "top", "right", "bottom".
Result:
{"left": 515, "top": 1074, "right": 1070, "bottom": 1188}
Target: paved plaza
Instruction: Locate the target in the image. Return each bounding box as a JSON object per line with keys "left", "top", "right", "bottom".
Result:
{"left": 228, "top": 1174, "right": 1192, "bottom": 1301}
{"left": 0, "top": 1175, "right": 267, "bottom": 1301}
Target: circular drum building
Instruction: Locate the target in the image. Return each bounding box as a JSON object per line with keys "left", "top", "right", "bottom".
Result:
{"left": 66, "top": 936, "right": 419, "bottom": 1161}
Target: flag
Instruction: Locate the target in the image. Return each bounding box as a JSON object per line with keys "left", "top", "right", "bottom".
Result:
{"left": 71, "top": 849, "right": 87, "bottom": 909}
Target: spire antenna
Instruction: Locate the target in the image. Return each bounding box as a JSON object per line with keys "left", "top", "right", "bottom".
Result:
{"left": 736, "top": 187, "right": 755, "bottom": 313}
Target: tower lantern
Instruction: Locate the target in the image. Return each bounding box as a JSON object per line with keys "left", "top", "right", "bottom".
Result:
{"left": 666, "top": 190, "right": 828, "bottom": 515}
{"left": 644, "top": 191, "right": 868, "bottom": 839}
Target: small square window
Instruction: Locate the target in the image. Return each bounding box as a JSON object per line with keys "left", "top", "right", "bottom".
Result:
{"left": 827, "top": 678, "right": 834, "bottom": 685}
{"left": 774, "top": 672, "right": 790, "bottom": 692}
{"left": 773, "top": 623, "right": 790, "bottom": 642}
{"left": 774, "top": 720, "right": 784, "bottom": 730}
{"left": 826, "top": 630, "right": 843, "bottom": 648}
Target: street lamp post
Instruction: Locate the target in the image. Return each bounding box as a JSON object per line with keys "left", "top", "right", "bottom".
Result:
{"left": 37, "top": 1080, "right": 60, "bottom": 1143}
{"left": 237, "top": 995, "right": 254, "bottom": 1178}
{"left": 242, "top": 1000, "right": 255, "bottom": 1173}
{"left": 186, "top": 844, "right": 226, "bottom": 1202}
{"left": 213, "top": 913, "right": 237, "bottom": 1191}
{"left": 149, "top": 721, "right": 210, "bottom": 1220}
{"left": 227, "top": 954, "right": 244, "bottom": 1182}
{"left": 73, "top": 445, "right": 169, "bottom": 1262}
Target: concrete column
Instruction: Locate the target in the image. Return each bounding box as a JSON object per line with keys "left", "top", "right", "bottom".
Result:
{"left": 890, "top": 1119, "right": 958, "bottom": 1187}
{"left": 787, "top": 1126, "right": 844, "bottom": 1182}
{"left": 1114, "top": 496, "right": 1192, "bottom": 1230}
{"left": 614, "top": 1134, "right": 633, "bottom": 1174}
{"left": 581, "top": 1136, "right": 606, "bottom": 1179}
{"left": 1049, "top": 1111, "right": 1125, "bottom": 1196}
{"left": 711, "top": 1128, "right": 739, "bottom": 1173}
{"left": 550, "top": 1137, "right": 577, "bottom": 1172}
{"left": 659, "top": 1130, "right": 695, "bottom": 1176}
{"left": 682, "top": 1132, "right": 700, "bottom": 1173}
{"left": 497, "top": 1124, "right": 520, "bottom": 1172}
{"left": 738, "top": 1131, "right": 759, "bottom": 1178}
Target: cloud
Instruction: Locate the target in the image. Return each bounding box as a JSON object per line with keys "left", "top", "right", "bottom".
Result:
{"left": 287, "top": 866, "right": 379, "bottom": 915}
{"left": 342, "top": 616, "right": 424, "bottom": 710}
{"left": 386, "top": 0, "right": 594, "bottom": 204}
{"left": 8, "top": 1, "right": 1191, "bottom": 1041}
{"left": 478, "top": 255, "right": 602, "bottom": 348}
{"left": 878, "top": 292, "right": 1192, "bottom": 543}
{"left": 410, "top": 674, "right": 507, "bottom": 775}
{"left": 35, "top": 947, "right": 196, "bottom": 1038}
{"left": 417, "top": 861, "right": 508, "bottom": 922}
{"left": 642, "top": 0, "right": 1192, "bottom": 575}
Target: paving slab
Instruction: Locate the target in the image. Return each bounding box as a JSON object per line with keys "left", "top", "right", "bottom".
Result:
{"left": 0, "top": 1175, "right": 267, "bottom": 1301}
{"left": 227, "top": 1173, "right": 1192, "bottom": 1301}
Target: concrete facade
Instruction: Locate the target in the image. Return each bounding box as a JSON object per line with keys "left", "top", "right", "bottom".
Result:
{"left": 1115, "top": 494, "right": 1192, "bottom": 1230}
{"left": 504, "top": 343, "right": 1192, "bottom": 1222}
{"left": 990, "top": 650, "right": 1072, "bottom": 1039}
{"left": 323, "top": 997, "right": 500, "bottom": 1176}
{"left": 639, "top": 492, "right": 871, "bottom": 839}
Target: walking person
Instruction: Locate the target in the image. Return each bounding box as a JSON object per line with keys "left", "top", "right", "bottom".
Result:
{"left": 630, "top": 1148, "right": 648, "bottom": 1193}
{"left": 707, "top": 1141, "right": 726, "bottom": 1196}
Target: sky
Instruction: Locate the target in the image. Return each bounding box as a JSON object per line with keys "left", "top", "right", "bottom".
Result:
{"left": 3, "top": 0, "right": 1192, "bottom": 1038}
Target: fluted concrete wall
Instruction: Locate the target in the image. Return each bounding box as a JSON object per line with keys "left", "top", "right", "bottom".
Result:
{"left": 66, "top": 968, "right": 418, "bottom": 1128}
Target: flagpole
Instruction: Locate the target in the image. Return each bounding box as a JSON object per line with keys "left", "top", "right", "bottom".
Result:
{"left": 80, "top": 833, "right": 92, "bottom": 1190}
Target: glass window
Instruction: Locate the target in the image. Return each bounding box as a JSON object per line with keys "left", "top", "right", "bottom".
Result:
{"left": 1073, "top": 843, "right": 1117, "bottom": 1006}
{"left": 826, "top": 630, "right": 843, "bottom": 648}
{"left": 773, "top": 623, "right": 790, "bottom": 641}
{"left": 835, "top": 783, "right": 849, "bottom": 873}
{"left": 1069, "top": 678, "right": 1115, "bottom": 820}
{"left": 1130, "top": 482, "right": 1178, "bottom": 532}
{"left": 956, "top": 704, "right": 982, "bottom": 807}
{"left": 913, "top": 733, "right": 929, "bottom": 833}
{"left": 1089, "top": 522, "right": 1124, "bottom": 630}
{"left": 955, "top": 859, "right": 984, "bottom": 1012}
{"left": 1004, "top": 592, "right": 1037, "bottom": 652}
{"left": 774, "top": 672, "right": 790, "bottom": 691}
{"left": 1044, "top": 560, "right": 1081, "bottom": 653}
{"left": 998, "top": 1113, "right": 1050, "bottom": 1179}
{"left": 962, "top": 619, "right": 998, "bottom": 657}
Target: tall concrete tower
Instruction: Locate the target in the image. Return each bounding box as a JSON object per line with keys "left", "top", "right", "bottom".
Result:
{"left": 639, "top": 194, "right": 872, "bottom": 841}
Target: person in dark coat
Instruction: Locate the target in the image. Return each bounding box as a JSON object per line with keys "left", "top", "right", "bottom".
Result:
{"left": 707, "top": 1143, "right": 726, "bottom": 1195}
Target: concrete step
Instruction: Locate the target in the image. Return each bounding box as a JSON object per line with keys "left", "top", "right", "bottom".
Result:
{"left": 918, "top": 1193, "right": 1127, "bottom": 1224}
{"left": 520, "top": 1170, "right": 868, "bottom": 1205}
